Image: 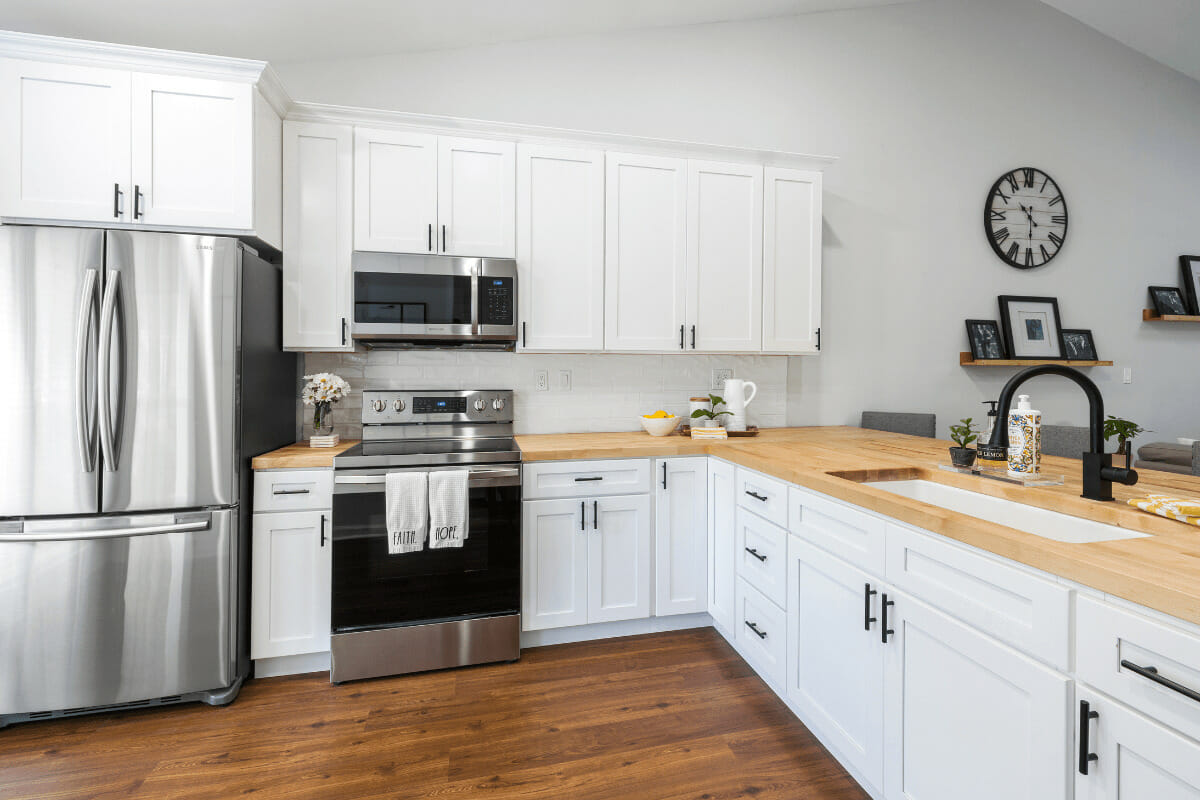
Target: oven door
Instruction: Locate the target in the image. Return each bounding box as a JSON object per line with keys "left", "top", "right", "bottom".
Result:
{"left": 331, "top": 465, "right": 520, "bottom": 633}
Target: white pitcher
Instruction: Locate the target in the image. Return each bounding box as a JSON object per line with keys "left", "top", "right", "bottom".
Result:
{"left": 723, "top": 379, "right": 757, "bottom": 432}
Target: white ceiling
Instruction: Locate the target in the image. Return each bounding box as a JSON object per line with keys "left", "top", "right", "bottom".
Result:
{"left": 0, "top": 0, "right": 915, "bottom": 64}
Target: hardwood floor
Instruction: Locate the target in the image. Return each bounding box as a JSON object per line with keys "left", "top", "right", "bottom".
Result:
{"left": 0, "top": 629, "right": 870, "bottom": 800}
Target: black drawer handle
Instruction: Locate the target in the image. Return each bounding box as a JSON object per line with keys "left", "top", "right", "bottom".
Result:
{"left": 881, "top": 594, "right": 895, "bottom": 643}
{"left": 575, "top": 476, "right": 603, "bottom": 482}
{"left": 1078, "top": 700, "right": 1099, "bottom": 775}
{"left": 744, "top": 621, "right": 767, "bottom": 640}
{"left": 864, "top": 583, "right": 877, "bottom": 631}
{"left": 744, "top": 547, "right": 767, "bottom": 562}
{"left": 273, "top": 487, "right": 311, "bottom": 495}
{"left": 1121, "top": 660, "right": 1200, "bottom": 704}
{"left": 745, "top": 490, "right": 768, "bottom": 502}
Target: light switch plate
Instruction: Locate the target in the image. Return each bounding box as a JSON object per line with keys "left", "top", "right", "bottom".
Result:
{"left": 557, "top": 370, "right": 572, "bottom": 391}
{"left": 712, "top": 368, "right": 733, "bottom": 391}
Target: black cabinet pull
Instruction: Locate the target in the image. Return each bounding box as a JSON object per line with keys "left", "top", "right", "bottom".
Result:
{"left": 272, "top": 487, "right": 311, "bottom": 495}
{"left": 593, "top": 500, "right": 598, "bottom": 531}
{"left": 574, "top": 476, "right": 603, "bottom": 482}
{"left": 881, "top": 594, "right": 895, "bottom": 643}
{"left": 580, "top": 501, "right": 585, "bottom": 531}
{"left": 864, "top": 583, "right": 878, "bottom": 631}
{"left": 816, "top": 327, "right": 821, "bottom": 351}
{"left": 522, "top": 322, "right": 526, "bottom": 348}
{"left": 319, "top": 515, "right": 328, "bottom": 547}
{"left": 690, "top": 325, "right": 696, "bottom": 349}
{"left": 342, "top": 317, "right": 348, "bottom": 346}
{"left": 745, "top": 490, "right": 768, "bottom": 502}
{"left": 427, "top": 223, "right": 433, "bottom": 252}
{"left": 679, "top": 324, "right": 685, "bottom": 350}
{"left": 442, "top": 224, "right": 447, "bottom": 252}
{"left": 133, "top": 185, "right": 143, "bottom": 219}
{"left": 1120, "top": 660, "right": 1200, "bottom": 704}
{"left": 744, "top": 547, "right": 767, "bottom": 562}
{"left": 744, "top": 621, "right": 767, "bottom": 640}
{"left": 662, "top": 463, "right": 668, "bottom": 490}
{"left": 113, "top": 183, "right": 122, "bottom": 218}
{"left": 1078, "top": 700, "right": 1099, "bottom": 775}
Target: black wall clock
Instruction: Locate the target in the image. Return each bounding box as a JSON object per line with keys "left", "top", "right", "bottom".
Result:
{"left": 985, "top": 167, "right": 1068, "bottom": 269}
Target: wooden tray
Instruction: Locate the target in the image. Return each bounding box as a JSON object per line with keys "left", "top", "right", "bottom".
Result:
{"left": 679, "top": 425, "right": 759, "bottom": 437}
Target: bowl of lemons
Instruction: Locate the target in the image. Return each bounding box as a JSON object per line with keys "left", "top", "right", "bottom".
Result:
{"left": 640, "top": 410, "right": 681, "bottom": 437}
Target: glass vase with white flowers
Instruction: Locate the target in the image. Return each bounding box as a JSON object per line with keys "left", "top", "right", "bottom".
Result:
{"left": 302, "top": 373, "right": 351, "bottom": 443}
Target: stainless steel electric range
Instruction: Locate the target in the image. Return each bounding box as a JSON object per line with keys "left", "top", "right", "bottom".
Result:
{"left": 330, "top": 389, "right": 520, "bottom": 683}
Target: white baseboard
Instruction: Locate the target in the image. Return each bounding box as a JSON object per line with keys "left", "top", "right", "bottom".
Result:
{"left": 521, "top": 613, "right": 713, "bottom": 648}
{"left": 252, "top": 651, "right": 330, "bottom": 679}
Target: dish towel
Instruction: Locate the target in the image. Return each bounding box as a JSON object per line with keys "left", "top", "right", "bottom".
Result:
{"left": 385, "top": 471, "right": 428, "bottom": 554}
{"left": 1127, "top": 494, "right": 1200, "bottom": 527}
{"left": 428, "top": 470, "right": 469, "bottom": 549}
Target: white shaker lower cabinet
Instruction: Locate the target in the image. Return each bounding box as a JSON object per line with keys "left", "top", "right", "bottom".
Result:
{"left": 521, "top": 498, "right": 590, "bottom": 631}
{"left": 250, "top": 510, "right": 332, "bottom": 660}
{"left": 785, "top": 537, "right": 886, "bottom": 794}
{"left": 1075, "top": 686, "right": 1200, "bottom": 800}
{"left": 881, "top": 591, "right": 1072, "bottom": 800}
{"left": 589, "top": 495, "right": 653, "bottom": 623}
{"left": 707, "top": 459, "right": 738, "bottom": 632}
{"left": 654, "top": 457, "right": 708, "bottom": 616}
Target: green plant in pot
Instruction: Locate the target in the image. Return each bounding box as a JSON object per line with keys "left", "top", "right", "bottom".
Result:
{"left": 690, "top": 394, "right": 733, "bottom": 429}
{"left": 948, "top": 418, "right": 979, "bottom": 468}
{"left": 1102, "top": 416, "right": 1148, "bottom": 469}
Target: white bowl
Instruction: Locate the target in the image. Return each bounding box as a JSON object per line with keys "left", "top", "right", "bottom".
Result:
{"left": 640, "top": 415, "right": 681, "bottom": 437}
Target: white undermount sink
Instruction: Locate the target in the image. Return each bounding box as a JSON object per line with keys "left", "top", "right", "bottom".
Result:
{"left": 863, "top": 479, "right": 1150, "bottom": 544}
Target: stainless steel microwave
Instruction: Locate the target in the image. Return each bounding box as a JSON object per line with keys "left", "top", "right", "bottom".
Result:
{"left": 351, "top": 253, "right": 517, "bottom": 348}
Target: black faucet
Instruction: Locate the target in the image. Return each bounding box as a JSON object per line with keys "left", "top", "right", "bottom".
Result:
{"left": 987, "top": 365, "right": 1138, "bottom": 501}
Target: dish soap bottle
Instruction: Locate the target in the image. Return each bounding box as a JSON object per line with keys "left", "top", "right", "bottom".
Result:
{"left": 978, "top": 401, "right": 1006, "bottom": 469}
{"left": 1007, "top": 394, "right": 1042, "bottom": 478}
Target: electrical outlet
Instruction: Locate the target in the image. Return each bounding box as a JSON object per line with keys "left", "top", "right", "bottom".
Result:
{"left": 1123, "top": 368, "right": 1132, "bottom": 384}
{"left": 712, "top": 368, "right": 733, "bottom": 391}
{"left": 557, "top": 369, "right": 572, "bottom": 391}
{"left": 535, "top": 370, "right": 549, "bottom": 391}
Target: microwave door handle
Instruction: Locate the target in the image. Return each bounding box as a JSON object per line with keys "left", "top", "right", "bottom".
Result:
{"left": 471, "top": 265, "right": 480, "bottom": 335}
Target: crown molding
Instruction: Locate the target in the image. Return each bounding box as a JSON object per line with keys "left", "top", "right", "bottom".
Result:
{"left": 286, "top": 101, "right": 837, "bottom": 169}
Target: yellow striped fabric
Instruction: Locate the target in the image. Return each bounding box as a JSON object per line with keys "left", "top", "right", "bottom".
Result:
{"left": 1128, "top": 495, "right": 1200, "bottom": 527}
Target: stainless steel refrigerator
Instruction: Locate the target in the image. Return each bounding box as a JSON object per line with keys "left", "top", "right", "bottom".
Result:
{"left": 0, "top": 226, "right": 296, "bottom": 727}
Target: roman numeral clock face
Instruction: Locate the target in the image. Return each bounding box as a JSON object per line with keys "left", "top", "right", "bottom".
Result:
{"left": 985, "top": 167, "right": 1068, "bottom": 269}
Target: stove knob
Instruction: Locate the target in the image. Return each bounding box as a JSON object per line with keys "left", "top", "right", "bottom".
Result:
{"left": 392, "top": 399, "right": 406, "bottom": 412}
{"left": 492, "top": 398, "right": 506, "bottom": 412}
{"left": 371, "top": 399, "right": 386, "bottom": 413}
{"left": 473, "top": 398, "right": 486, "bottom": 412}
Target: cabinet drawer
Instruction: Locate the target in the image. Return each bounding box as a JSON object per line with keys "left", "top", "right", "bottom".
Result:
{"left": 736, "top": 507, "right": 787, "bottom": 610}
{"left": 523, "top": 459, "right": 650, "bottom": 499}
{"left": 884, "top": 522, "right": 1069, "bottom": 670}
{"left": 253, "top": 469, "right": 333, "bottom": 512}
{"left": 735, "top": 577, "right": 786, "bottom": 688}
{"left": 789, "top": 486, "right": 886, "bottom": 577}
{"left": 736, "top": 467, "right": 788, "bottom": 528}
{"left": 1077, "top": 595, "right": 1200, "bottom": 743}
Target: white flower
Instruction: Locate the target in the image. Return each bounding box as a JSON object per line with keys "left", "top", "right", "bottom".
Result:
{"left": 301, "top": 373, "right": 351, "bottom": 406}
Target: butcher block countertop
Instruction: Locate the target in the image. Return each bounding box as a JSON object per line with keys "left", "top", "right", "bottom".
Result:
{"left": 251, "top": 440, "right": 359, "bottom": 469}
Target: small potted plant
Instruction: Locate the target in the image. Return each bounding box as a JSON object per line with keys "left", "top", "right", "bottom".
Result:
{"left": 1103, "top": 415, "right": 1148, "bottom": 469}
{"left": 302, "top": 372, "right": 352, "bottom": 446}
{"left": 948, "top": 418, "right": 979, "bottom": 468}
{"left": 690, "top": 393, "right": 733, "bottom": 429}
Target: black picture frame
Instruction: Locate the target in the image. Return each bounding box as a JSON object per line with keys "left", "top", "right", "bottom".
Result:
{"left": 965, "top": 319, "right": 1007, "bottom": 360}
{"left": 1149, "top": 285, "right": 1190, "bottom": 318}
{"left": 997, "top": 295, "right": 1066, "bottom": 360}
{"left": 1061, "top": 329, "right": 1098, "bottom": 361}
{"left": 1180, "top": 256, "right": 1200, "bottom": 316}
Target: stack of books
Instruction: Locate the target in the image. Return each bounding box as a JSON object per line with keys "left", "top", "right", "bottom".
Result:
{"left": 309, "top": 434, "right": 341, "bottom": 448}
{"left": 690, "top": 426, "right": 728, "bottom": 441}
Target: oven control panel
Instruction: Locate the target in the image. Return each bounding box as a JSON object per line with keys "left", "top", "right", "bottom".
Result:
{"left": 362, "top": 390, "right": 513, "bottom": 425}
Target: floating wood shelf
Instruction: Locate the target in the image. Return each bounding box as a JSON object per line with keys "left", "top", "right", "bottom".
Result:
{"left": 959, "top": 352, "right": 1113, "bottom": 367}
{"left": 1143, "top": 309, "right": 1200, "bottom": 323}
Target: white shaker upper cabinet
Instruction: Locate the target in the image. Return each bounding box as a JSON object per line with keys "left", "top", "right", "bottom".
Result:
{"left": 282, "top": 121, "right": 354, "bottom": 352}
{"left": 604, "top": 152, "right": 688, "bottom": 351}
{"left": 438, "top": 136, "right": 515, "bottom": 258}
{"left": 516, "top": 144, "right": 605, "bottom": 351}
{"left": 353, "top": 128, "right": 438, "bottom": 254}
{"left": 0, "top": 59, "right": 132, "bottom": 223}
{"left": 686, "top": 161, "right": 763, "bottom": 352}
{"left": 130, "top": 74, "right": 253, "bottom": 230}
{"left": 762, "top": 167, "right": 822, "bottom": 354}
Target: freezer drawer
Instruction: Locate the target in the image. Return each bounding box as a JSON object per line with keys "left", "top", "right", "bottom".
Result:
{"left": 0, "top": 509, "right": 236, "bottom": 717}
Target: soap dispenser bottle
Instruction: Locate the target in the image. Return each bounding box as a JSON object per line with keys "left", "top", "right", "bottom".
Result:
{"left": 1007, "top": 394, "right": 1042, "bottom": 477}
{"left": 979, "top": 401, "right": 1006, "bottom": 469}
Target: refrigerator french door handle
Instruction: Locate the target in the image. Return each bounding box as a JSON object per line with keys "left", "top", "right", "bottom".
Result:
{"left": 98, "top": 270, "right": 121, "bottom": 472}
{"left": 75, "top": 268, "right": 100, "bottom": 473}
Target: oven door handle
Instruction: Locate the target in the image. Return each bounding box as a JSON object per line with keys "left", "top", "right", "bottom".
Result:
{"left": 335, "top": 466, "right": 521, "bottom": 491}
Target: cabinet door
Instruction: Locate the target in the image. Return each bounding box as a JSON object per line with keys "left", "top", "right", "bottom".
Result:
{"left": 589, "top": 494, "right": 652, "bottom": 623}
{"left": 883, "top": 593, "right": 1072, "bottom": 800}
{"left": 786, "top": 538, "right": 885, "bottom": 794}
{"left": 438, "top": 136, "right": 515, "bottom": 257}
{"left": 282, "top": 121, "right": 354, "bottom": 351}
{"left": 251, "top": 511, "right": 331, "bottom": 660}
{"left": 604, "top": 152, "right": 687, "bottom": 351}
{"left": 522, "top": 498, "right": 589, "bottom": 631}
{"left": 516, "top": 144, "right": 605, "bottom": 351}
{"left": 708, "top": 459, "right": 737, "bottom": 632}
{"left": 686, "top": 160, "right": 762, "bottom": 352}
{"left": 0, "top": 59, "right": 131, "bottom": 223}
{"left": 654, "top": 457, "right": 708, "bottom": 616}
{"left": 1076, "top": 688, "right": 1200, "bottom": 800}
{"left": 353, "top": 128, "right": 437, "bottom": 254}
{"left": 762, "top": 167, "right": 822, "bottom": 354}
{"left": 130, "top": 74, "right": 253, "bottom": 229}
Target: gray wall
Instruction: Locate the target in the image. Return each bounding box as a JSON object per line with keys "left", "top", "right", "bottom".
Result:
{"left": 280, "top": 0, "right": 1200, "bottom": 444}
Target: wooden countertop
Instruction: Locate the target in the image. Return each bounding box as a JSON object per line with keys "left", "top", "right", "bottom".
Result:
{"left": 517, "top": 427, "right": 1200, "bottom": 626}
{"left": 251, "top": 440, "right": 359, "bottom": 469}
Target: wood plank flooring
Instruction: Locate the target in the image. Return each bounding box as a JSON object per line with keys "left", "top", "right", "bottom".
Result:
{"left": 0, "top": 629, "right": 870, "bottom": 800}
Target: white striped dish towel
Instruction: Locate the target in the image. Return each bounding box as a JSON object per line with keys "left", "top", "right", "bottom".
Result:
{"left": 385, "top": 471, "right": 428, "bottom": 554}
{"left": 428, "top": 470, "right": 469, "bottom": 549}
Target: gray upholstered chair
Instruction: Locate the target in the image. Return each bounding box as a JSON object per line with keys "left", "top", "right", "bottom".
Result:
{"left": 1134, "top": 441, "right": 1200, "bottom": 476}
{"left": 860, "top": 411, "right": 936, "bottom": 439}
{"left": 1041, "top": 425, "right": 1091, "bottom": 460}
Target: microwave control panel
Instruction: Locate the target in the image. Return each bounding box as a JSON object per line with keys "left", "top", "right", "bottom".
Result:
{"left": 479, "top": 277, "right": 514, "bottom": 326}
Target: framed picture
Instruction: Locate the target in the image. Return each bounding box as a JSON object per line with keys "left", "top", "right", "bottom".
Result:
{"left": 1061, "top": 329, "right": 1098, "bottom": 361}
{"left": 1180, "top": 256, "right": 1200, "bottom": 316}
{"left": 965, "top": 319, "right": 1006, "bottom": 360}
{"left": 1149, "top": 285, "right": 1190, "bottom": 317}
{"left": 998, "top": 295, "right": 1065, "bottom": 359}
